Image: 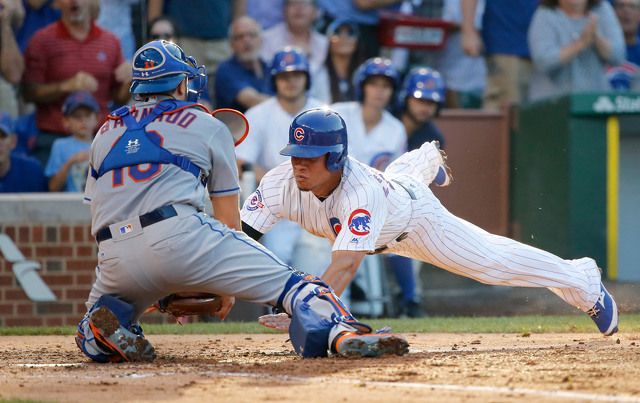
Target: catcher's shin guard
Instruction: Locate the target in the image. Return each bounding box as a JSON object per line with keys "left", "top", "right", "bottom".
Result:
{"left": 76, "top": 294, "right": 156, "bottom": 362}
{"left": 280, "top": 271, "right": 371, "bottom": 358}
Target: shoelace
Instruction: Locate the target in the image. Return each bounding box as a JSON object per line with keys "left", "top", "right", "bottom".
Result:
{"left": 587, "top": 306, "right": 600, "bottom": 318}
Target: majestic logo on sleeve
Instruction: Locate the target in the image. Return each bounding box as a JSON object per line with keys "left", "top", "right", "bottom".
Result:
{"left": 329, "top": 217, "right": 342, "bottom": 236}
{"left": 246, "top": 190, "right": 264, "bottom": 211}
{"left": 294, "top": 127, "right": 305, "bottom": 141}
{"left": 348, "top": 209, "right": 371, "bottom": 236}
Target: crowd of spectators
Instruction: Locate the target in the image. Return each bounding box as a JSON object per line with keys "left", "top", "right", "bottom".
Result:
{"left": 2, "top": 0, "right": 636, "bottom": 319}
{"left": 2, "top": 0, "right": 637, "bottom": 194}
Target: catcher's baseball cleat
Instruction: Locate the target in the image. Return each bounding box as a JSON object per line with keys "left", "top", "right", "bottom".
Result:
{"left": 587, "top": 283, "right": 619, "bottom": 336}
{"left": 433, "top": 142, "right": 453, "bottom": 187}
{"left": 89, "top": 306, "right": 156, "bottom": 362}
{"left": 332, "top": 330, "right": 409, "bottom": 358}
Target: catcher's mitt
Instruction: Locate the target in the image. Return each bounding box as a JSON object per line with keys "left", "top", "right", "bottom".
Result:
{"left": 144, "top": 292, "right": 223, "bottom": 320}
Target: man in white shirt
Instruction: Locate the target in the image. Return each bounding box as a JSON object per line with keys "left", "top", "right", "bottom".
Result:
{"left": 236, "top": 47, "right": 331, "bottom": 275}
{"left": 260, "top": 0, "right": 329, "bottom": 101}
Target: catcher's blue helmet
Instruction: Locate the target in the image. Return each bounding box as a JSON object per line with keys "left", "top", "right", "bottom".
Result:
{"left": 130, "top": 40, "right": 207, "bottom": 102}
{"left": 352, "top": 57, "right": 400, "bottom": 101}
{"left": 280, "top": 108, "right": 348, "bottom": 172}
{"left": 397, "top": 67, "right": 446, "bottom": 109}
{"left": 270, "top": 46, "right": 311, "bottom": 90}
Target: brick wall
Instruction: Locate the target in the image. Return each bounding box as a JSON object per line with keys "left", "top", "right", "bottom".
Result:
{"left": 0, "top": 222, "right": 97, "bottom": 326}
{"left": 0, "top": 194, "right": 175, "bottom": 327}
{"left": 0, "top": 221, "right": 175, "bottom": 327}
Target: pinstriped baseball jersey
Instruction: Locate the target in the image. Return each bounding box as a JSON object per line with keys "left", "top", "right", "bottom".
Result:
{"left": 84, "top": 98, "right": 240, "bottom": 234}
{"left": 330, "top": 101, "right": 407, "bottom": 170}
{"left": 241, "top": 156, "right": 413, "bottom": 252}
{"left": 242, "top": 141, "right": 603, "bottom": 312}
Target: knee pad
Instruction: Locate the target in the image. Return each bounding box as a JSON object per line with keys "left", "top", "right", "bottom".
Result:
{"left": 288, "top": 285, "right": 372, "bottom": 358}
{"left": 276, "top": 269, "right": 328, "bottom": 312}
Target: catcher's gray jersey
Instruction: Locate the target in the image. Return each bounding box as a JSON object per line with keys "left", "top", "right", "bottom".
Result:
{"left": 84, "top": 99, "right": 240, "bottom": 234}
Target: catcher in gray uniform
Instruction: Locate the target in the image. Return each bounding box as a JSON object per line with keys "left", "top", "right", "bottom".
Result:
{"left": 75, "top": 40, "right": 408, "bottom": 363}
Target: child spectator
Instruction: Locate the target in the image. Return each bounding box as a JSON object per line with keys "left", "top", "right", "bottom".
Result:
{"left": 0, "top": 110, "right": 46, "bottom": 193}
{"left": 45, "top": 91, "right": 98, "bottom": 192}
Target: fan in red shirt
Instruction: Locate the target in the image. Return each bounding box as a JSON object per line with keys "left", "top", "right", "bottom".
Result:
{"left": 22, "top": 0, "right": 131, "bottom": 167}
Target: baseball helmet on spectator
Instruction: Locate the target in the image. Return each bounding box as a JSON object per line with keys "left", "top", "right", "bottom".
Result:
{"left": 352, "top": 57, "right": 400, "bottom": 101}
{"left": 270, "top": 46, "right": 311, "bottom": 90}
{"left": 397, "top": 67, "right": 446, "bottom": 110}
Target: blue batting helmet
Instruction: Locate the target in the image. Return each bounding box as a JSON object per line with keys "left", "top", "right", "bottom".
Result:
{"left": 280, "top": 108, "right": 348, "bottom": 172}
{"left": 397, "top": 67, "right": 446, "bottom": 109}
{"left": 130, "top": 40, "right": 207, "bottom": 102}
{"left": 352, "top": 57, "right": 400, "bottom": 101}
{"left": 270, "top": 46, "right": 311, "bottom": 90}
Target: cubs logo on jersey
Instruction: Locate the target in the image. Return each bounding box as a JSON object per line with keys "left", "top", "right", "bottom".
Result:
{"left": 348, "top": 209, "right": 371, "bottom": 236}
{"left": 294, "top": 127, "right": 304, "bottom": 141}
{"left": 246, "top": 190, "right": 264, "bottom": 211}
{"left": 329, "top": 217, "right": 342, "bottom": 236}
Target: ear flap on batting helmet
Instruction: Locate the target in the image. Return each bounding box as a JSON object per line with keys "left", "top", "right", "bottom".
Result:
{"left": 130, "top": 40, "right": 207, "bottom": 102}
{"left": 270, "top": 46, "right": 311, "bottom": 91}
{"left": 352, "top": 57, "right": 400, "bottom": 101}
{"left": 280, "top": 108, "right": 348, "bottom": 172}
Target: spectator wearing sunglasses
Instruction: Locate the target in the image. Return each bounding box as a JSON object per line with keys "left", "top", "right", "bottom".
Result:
{"left": 313, "top": 20, "right": 364, "bottom": 104}
{"left": 148, "top": 0, "right": 242, "bottom": 107}
{"left": 146, "top": 16, "right": 213, "bottom": 110}
{"left": 147, "top": 15, "right": 178, "bottom": 43}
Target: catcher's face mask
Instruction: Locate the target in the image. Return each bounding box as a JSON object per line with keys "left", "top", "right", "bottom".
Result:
{"left": 130, "top": 40, "right": 207, "bottom": 103}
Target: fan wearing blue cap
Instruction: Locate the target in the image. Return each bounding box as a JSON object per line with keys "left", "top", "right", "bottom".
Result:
{"left": 0, "top": 110, "right": 47, "bottom": 193}
{"left": 45, "top": 91, "right": 99, "bottom": 192}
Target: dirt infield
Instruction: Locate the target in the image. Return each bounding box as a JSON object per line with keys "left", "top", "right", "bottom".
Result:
{"left": 1, "top": 332, "right": 639, "bottom": 403}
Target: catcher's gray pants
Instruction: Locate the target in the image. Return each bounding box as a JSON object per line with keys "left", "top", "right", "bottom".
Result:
{"left": 85, "top": 204, "right": 356, "bottom": 338}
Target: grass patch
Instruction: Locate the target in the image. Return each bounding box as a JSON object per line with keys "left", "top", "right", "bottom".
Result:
{"left": 1, "top": 314, "right": 638, "bottom": 336}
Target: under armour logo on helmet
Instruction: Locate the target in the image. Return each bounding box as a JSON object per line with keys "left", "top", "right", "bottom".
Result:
{"left": 294, "top": 127, "right": 304, "bottom": 141}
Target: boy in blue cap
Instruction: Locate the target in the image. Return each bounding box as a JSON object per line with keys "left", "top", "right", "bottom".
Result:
{"left": 45, "top": 91, "right": 99, "bottom": 192}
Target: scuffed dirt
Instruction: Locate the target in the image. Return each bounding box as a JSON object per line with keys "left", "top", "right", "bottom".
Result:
{"left": 1, "top": 332, "right": 639, "bottom": 402}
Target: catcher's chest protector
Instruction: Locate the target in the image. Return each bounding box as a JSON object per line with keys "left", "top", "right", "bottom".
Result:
{"left": 91, "top": 100, "right": 205, "bottom": 184}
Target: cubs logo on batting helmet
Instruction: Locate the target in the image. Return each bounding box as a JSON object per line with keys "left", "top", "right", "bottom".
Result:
{"left": 397, "top": 67, "right": 446, "bottom": 110}
{"left": 270, "top": 46, "right": 311, "bottom": 90}
{"left": 280, "top": 108, "right": 348, "bottom": 172}
{"left": 352, "top": 57, "right": 400, "bottom": 101}
{"left": 130, "top": 40, "right": 207, "bottom": 103}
